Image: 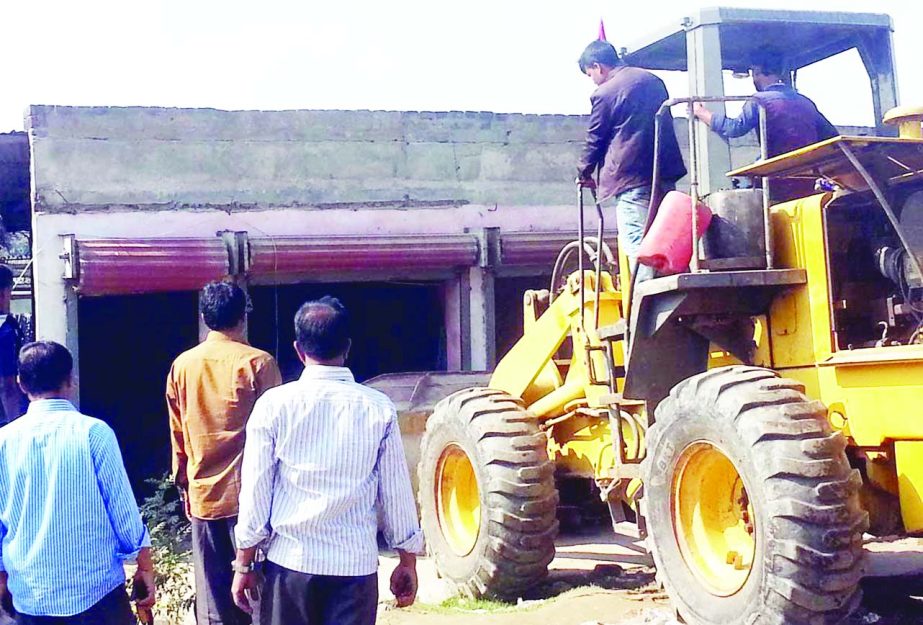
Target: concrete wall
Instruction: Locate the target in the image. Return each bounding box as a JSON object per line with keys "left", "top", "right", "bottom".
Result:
{"left": 27, "top": 105, "right": 873, "bottom": 216}
{"left": 28, "top": 106, "right": 609, "bottom": 389}
{"left": 28, "top": 106, "right": 595, "bottom": 211}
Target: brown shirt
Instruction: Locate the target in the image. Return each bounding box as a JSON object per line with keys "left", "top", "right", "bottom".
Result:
{"left": 577, "top": 65, "right": 687, "bottom": 201}
{"left": 167, "top": 331, "right": 282, "bottom": 519}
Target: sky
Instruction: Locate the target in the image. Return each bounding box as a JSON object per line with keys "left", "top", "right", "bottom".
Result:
{"left": 0, "top": 0, "right": 920, "bottom": 133}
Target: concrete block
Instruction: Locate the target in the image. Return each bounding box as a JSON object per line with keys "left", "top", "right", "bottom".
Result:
{"left": 28, "top": 105, "right": 408, "bottom": 143}
{"left": 478, "top": 143, "right": 578, "bottom": 183}
{"left": 400, "top": 110, "right": 510, "bottom": 144}
{"left": 32, "top": 138, "right": 410, "bottom": 208}
{"left": 453, "top": 143, "right": 482, "bottom": 181}
{"left": 503, "top": 114, "right": 587, "bottom": 145}
{"left": 403, "top": 143, "right": 462, "bottom": 181}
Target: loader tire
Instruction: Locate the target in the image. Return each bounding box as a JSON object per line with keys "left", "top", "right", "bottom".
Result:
{"left": 642, "top": 366, "right": 867, "bottom": 625}
{"left": 418, "top": 387, "right": 558, "bottom": 599}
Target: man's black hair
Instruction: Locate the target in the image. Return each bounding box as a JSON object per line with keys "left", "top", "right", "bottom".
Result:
{"left": 0, "top": 265, "right": 13, "bottom": 290}
{"left": 294, "top": 296, "right": 350, "bottom": 361}
{"left": 199, "top": 281, "right": 248, "bottom": 331}
{"left": 750, "top": 46, "right": 785, "bottom": 77}
{"left": 19, "top": 341, "right": 73, "bottom": 395}
{"left": 578, "top": 40, "right": 622, "bottom": 73}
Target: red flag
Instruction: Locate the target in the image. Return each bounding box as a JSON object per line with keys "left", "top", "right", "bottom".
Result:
{"left": 598, "top": 18, "right": 607, "bottom": 41}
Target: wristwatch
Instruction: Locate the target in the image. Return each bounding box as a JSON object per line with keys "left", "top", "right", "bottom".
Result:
{"left": 231, "top": 560, "right": 255, "bottom": 574}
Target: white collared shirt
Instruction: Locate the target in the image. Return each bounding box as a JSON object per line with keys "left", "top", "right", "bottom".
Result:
{"left": 235, "top": 365, "right": 423, "bottom": 576}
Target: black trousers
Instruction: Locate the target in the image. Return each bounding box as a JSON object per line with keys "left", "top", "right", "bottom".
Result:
{"left": 191, "top": 516, "right": 251, "bottom": 625}
{"left": 257, "top": 561, "right": 378, "bottom": 625}
{"left": 15, "top": 584, "right": 135, "bottom": 625}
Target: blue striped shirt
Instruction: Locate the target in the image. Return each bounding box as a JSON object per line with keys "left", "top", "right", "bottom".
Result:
{"left": 236, "top": 365, "right": 423, "bottom": 576}
{"left": 0, "top": 399, "right": 150, "bottom": 616}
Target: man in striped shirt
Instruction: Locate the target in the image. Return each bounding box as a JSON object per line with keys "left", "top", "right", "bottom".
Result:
{"left": 232, "top": 296, "right": 423, "bottom": 625}
{"left": 0, "top": 341, "right": 155, "bottom": 624}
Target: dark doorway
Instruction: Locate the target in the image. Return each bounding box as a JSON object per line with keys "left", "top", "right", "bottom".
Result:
{"left": 0, "top": 132, "right": 31, "bottom": 233}
{"left": 494, "top": 274, "right": 551, "bottom": 362}
{"left": 249, "top": 281, "right": 446, "bottom": 383}
{"left": 79, "top": 292, "right": 199, "bottom": 496}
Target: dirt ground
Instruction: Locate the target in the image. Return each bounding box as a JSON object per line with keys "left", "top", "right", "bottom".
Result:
{"left": 6, "top": 527, "right": 919, "bottom": 625}
{"left": 376, "top": 530, "right": 923, "bottom": 625}
{"left": 378, "top": 587, "right": 666, "bottom": 625}
{"left": 376, "top": 525, "right": 666, "bottom": 625}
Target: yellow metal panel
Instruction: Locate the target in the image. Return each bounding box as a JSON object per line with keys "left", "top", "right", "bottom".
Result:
{"left": 828, "top": 359, "right": 923, "bottom": 445}
{"left": 491, "top": 269, "right": 623, "bottom": 416}
{"left": 781, "top": 362, "right": 923, "bottom": 532}
{"left": 769, "top": 194, "right": 923, "bottom": 446}
{"left": 527, "top": 383, "right": 585, "bottom": 420}
{"left": 895, "top": 441, "right": 923, "bottom": 534}
{"left": 521, "top": 291, "right": 564, "bottom": 405}
{"left": 820, "top": 345, "right": 923, "bottom": 367}
{"left": 772, "top": 366, "right": 823, "bottom": 405}
{"left": 728, "top": 136, "right": 923, "bottom": 178}
{"left": 780, "top": 359, "right": 923, "bottom": 446}
{"left": 769, "top": 195, "right": 835, "bottom": 368}
{"left": 489, "top": 287, "right": 577, "bottom": 398}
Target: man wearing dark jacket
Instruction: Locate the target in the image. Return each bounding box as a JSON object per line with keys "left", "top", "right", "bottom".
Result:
{"left": 577, "top": 40, "right": 687, "bottom": 279}
{"left": 693, "top": 46, "right": 838, "bottom": 201}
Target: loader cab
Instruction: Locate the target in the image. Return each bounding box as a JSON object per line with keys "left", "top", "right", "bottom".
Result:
{"left": 621, "top": 7, "right": 899, "bottom": 197}
{"left": 617, "top": 8, "right": 913, "bottom": 402}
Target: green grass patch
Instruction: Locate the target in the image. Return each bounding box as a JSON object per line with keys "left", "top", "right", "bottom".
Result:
{"left": 410, "top": 595, "right": 536, "bottom": 614}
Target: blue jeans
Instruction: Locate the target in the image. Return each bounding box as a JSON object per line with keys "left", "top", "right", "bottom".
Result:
{"left": 607, "top": 186, "right": 656, "bottom": 282}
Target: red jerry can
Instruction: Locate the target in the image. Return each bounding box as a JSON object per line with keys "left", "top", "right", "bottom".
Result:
{"left": 637, "top": 191, "right": 712, "bottom": 275}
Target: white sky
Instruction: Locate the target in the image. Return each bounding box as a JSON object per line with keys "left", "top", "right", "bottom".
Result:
{"left": 1, "top": 0, "right": 920, "bottom": 133}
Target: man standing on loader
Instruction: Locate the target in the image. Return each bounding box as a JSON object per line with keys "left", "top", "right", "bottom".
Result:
{"left": 693, "top": 45, "right": 838, "bottom": 201}
{"left": 576, "top": 39, "right": 687, "bottom": 280}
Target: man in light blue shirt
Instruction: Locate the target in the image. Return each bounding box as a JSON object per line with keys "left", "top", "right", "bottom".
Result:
{"left": 232, "top": 296, "right": 422, "bottom": 625}
{"left": 0, "top": 341, "right": 156, "bottom": 624}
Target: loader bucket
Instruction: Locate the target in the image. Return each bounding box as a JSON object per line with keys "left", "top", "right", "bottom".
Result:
{"left": 365, "top": 371, "right": 491, "bottom": 492}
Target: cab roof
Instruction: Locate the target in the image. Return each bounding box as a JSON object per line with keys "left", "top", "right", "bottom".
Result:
{"left": 621, "top": 7, "right": 893, "bottom": 73}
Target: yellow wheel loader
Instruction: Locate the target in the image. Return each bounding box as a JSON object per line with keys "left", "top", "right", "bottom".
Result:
{"left": 414, "top": 10, "right": 923, "bottom": 625}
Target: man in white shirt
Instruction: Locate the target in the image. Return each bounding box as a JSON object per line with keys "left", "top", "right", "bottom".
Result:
{"left": 231, "top": 296, "right": 422, "bottom": 625}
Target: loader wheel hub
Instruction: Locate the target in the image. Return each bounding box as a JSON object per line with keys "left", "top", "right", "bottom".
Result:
{"left": 672, "top": 442, "right": 756, "bottom": 596}
{"left": 436, "top": 444, "right": 481, "bottom": 556}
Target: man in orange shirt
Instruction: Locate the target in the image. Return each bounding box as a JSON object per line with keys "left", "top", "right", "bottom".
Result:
{"left": 167, "top": 281, "right": 281, "bottom": 625}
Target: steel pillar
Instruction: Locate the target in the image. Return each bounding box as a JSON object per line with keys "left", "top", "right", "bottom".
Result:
{"left": 686, "top": 22, "right": 733, "bottom": 196}
{"left": 857, "top": 27, "right": 899, "bottom": 132}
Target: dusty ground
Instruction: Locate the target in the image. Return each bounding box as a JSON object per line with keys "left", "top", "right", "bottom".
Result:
{"left": 375, "top": 524, "right": 664, "bottom": 625}
{"left": 377, "top": 587, "right": 666, "bottom": 625}
{"left": 4, "top": 527, "right": 921, "bottom": 625}
{"left": 376, "top": 529, "right": 923, "bottom": 625}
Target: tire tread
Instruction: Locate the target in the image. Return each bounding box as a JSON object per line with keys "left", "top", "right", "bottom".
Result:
{"left": 418, "top": 388, "right": 557, "bottom": 599}
{"left": 644, "top": 366, "right": 866, "bottom": 624}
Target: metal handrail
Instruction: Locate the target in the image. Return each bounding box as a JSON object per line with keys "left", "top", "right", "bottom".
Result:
{"left": 575, "top": 184, "right": 607, "bottom": 334}
{"left": 620, "top": 95, "right": 772, "bottom": 350}
{"left": 653, "top": 95, "right": 772, "bottom": 274}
